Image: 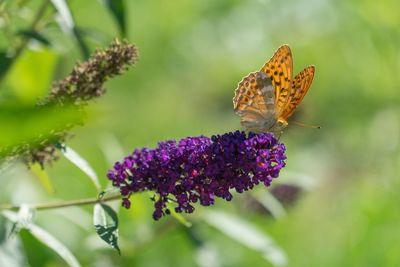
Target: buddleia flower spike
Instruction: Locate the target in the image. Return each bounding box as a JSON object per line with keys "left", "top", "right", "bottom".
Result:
{"left": 107, "top": 131, "right": 286, "bottom": 220}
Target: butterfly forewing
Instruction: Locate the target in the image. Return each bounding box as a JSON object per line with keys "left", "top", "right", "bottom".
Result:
{"left": 260, "top": 45, "right": 293, "bottom": 114}
{"left": 279, "top": 65, "right": 315, "bottom": 120}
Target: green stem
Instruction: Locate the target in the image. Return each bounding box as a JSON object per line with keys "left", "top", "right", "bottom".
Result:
{"left": 0, "top": 194, "right": 123, "bottom": 211}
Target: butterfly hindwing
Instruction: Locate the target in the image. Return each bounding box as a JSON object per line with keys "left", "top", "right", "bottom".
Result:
{"left": 233, "top": 72, "right": 276, "bottom": 130}
{"left": 279, "top": 65, "right": 315, "bottom": 120}
{"left": 260, "top": 45, "right": 293, "bottom": 114}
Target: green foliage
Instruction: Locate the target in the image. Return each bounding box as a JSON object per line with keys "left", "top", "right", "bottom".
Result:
{"left": 103, "top": 0, "right": 127, "bottom": 38}
{"left": 30, "top": 163, "right": 55, "bottom": 194}
{"left": 203, "top": 210, "right": 287, "bottom": 266}
{"left": 2, "top": 209, "right": 80, "bottom": 267}
{"left": 5, "top": 48, "right": 57, "bottom": 103}
{"left": 17, "top": 30, "right": 51, "bottom": 47}
{"left": 93, "top": 204, "right": 120, "bottom": 254}
{"left": 51, "top": 0, "right": 90, "bottom": 59}
{"left": 61, "top": 145, "right": 101, "bottom": 192}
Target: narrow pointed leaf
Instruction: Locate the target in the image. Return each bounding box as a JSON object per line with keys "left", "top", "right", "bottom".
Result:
{"left": 1, "top": 211, "right": 81, "bottom": 267}
{"left": 203, "top": 210, "right": 287, "bottom": 267}
{"left": 167, "top": 203, "right": 192, "bottom": 227}
{"left": 51, "top": 0, "right": 90, "bottom": 59}
{"left": 195, "top": 243, "right": 221, "bottom": 267}
{"left": 29, "top": 224, "right": 81, "bottom": 267}
{"left": 0, "top": 225, "right": 27, "bottom": 267}
{"left": 276, "top": 171, "right": 317, "bottom": 191}
{"left": 103, "top": 0, "right": 126, "bottom": 37}
{"left": 2, "top": 205, "right": 35, "bottom": 237}
{"left": 17, "top": 30, "right": 51, "bottom": 46}
{"left": 253, "top": 190, "right": 286, "bottom": 219}
{"left": 93, "top": 204, "right": 120, "bottom": 253}
{"left": 72, "top": 27, "right": 90, "bottom": 59}
{"left": 61, "top": 145, "right": 101, "bottom": 191}
{"left": 0, "top": 51, "right": 13, "bottom": 78}
{"left": 51, "top": 0, "right": 74, "bottom": 29}
{"left": 30, "top": 163, "right": 55, "bottom": 194}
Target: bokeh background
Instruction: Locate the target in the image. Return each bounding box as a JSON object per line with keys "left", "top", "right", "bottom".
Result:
{"left": 1, "top": 0, "right": 399, "bottom": 266}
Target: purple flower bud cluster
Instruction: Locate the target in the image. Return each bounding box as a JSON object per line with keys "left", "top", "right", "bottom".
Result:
{"left": 107, "top": 131, "right": 286, "bottom": 220}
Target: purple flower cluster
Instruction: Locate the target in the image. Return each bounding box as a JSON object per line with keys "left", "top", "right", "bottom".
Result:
{"left": 107, "top": 131, "right": 286, "bottom": 220}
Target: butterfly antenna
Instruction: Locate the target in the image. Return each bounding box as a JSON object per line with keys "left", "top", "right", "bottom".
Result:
{"left": 292, "top": 121, "right": 321, "bottom": 129}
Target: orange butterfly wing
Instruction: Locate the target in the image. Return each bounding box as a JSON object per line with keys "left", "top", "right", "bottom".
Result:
{"left": 233, "top": 45, "right": 315, "bottom": 133}
{"left": 233, "top": 72, "right": 276, "bottom": 130}
{"left": 260, "top": 45, "right": 293, "bottom": 114}
{"left": 279, "top": 65, "right": 315, "bottom": 120}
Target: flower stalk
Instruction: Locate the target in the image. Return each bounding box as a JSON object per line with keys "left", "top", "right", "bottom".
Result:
{"left": 0, "top": 194, "right": 122, "bottom": 211}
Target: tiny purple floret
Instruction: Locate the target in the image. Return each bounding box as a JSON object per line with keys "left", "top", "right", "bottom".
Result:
{"left": 107, "top": 131, "right": 286, "bottom": 220}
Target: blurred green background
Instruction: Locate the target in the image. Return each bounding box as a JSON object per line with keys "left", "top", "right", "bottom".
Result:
{"left": 1, "top": 0, "right": 399, "bottom": 266}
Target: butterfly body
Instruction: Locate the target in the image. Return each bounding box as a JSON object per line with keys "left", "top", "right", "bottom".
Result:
{"left": 233, "top": 45, "right": 315, "bottom": 136}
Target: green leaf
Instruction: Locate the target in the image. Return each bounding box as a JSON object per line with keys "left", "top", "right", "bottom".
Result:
{"left": 30, "top": 163, "right": 55, "bottom": 195}
{"left": 72, "top": 27, "right": 90, "bottom": 60}
{"left": 5, "top": 48, "right": 57, "bottom": 104}
{"left": 0, "top": 216, "right": 6, "bottom": 242}
{"left": 50, "top": 0, "right": 74, "bottom": 29}
{"left": 0, "top": 104, "right": 82, "bottom": 158}
{"left": 252, "top": 190, "right": 287, "bottom": 219}
{"left": 51, "top": 0, "right": 90, "bottom": 59}
{"left": 166, "top": 202, "right": 192, "bottom": 227}
{"left": 276, "top": 171, "right": 317, "bottom": 191}
{"left": 202, "top": 210, "right": 288, "bottom": 267}
{"left": 17, "top": 30, "right": 51, "bottom": 47}
{"left": 0, "top": 224, "right": 28, "bottom": 267}
{"left": 93, "top": 204, "right": 120, "bottom": 254}
{"left": 60, "top": 145, "right": 101, "bottom": 192}
{"left": 194, "top": 242, "right": 221, "bottom": 267}
{"left": 29, "top": 223, "right": 81, "bottom": 267}
{"left": 103, "top": 0, "right": 127, "bottom": 37}
{"left": 2, "top": 205, "right": 36, "bottom": 237}
{"left": 0, "top": 51, "right": 12, "bottom": 79}
{"left": 2, "top": 210, "right": 81, "bottom": 267}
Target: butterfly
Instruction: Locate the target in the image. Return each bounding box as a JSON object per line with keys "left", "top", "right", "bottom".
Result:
{"left": 233, "top": 45, "right": 315, "bottom": 135}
